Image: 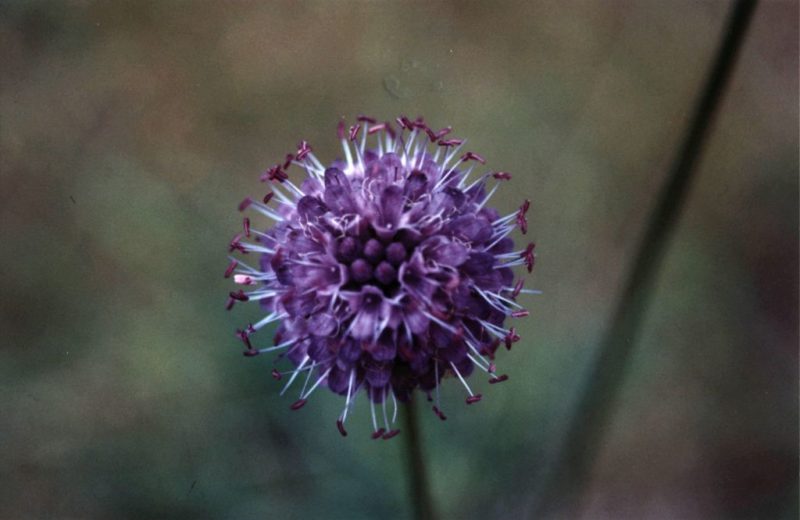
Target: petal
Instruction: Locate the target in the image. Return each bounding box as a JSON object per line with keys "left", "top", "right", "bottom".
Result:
{"left": 461, "top": 252, "right": 496, "bottom": 278}
{"left": 296, "top": 196, "right": 328, "bottom": 220}
{"left": 338, "top": 339, "right": 362, "bottom": 363}
{"left": 404, "top": 170, "right": 428, "bottom": 200}
{"left": 380, "top": 185, "right": 405, "bottom": 228}
{"left": 365, "top": 364, "right": 392, "bottom": 387}
{"left": 421, "top": 236, "right": 469, "bottom": 267}
{"left": 309, "top": 312, "right": 338, "bottom": 337}
{"left": 324, "top": 167, "right": 348, "bottom": 188}
{"left": 398, "top": 253, "right": 437, "bottom": 301}
{"left": 348, "top": 286, "right": 391, "bottom": 340}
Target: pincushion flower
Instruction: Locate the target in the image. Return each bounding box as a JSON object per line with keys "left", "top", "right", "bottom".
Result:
{"left": 225, "top": 116, "right": 536, "bottom": 438}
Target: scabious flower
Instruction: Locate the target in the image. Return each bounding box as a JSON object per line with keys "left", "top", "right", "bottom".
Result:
{"left": 226, "top": 116, "right": 536, "bottom": 438}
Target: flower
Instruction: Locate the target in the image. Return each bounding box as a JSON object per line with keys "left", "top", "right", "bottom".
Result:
{"left": 226, "top": 116, "right": 536, "bottom": 438}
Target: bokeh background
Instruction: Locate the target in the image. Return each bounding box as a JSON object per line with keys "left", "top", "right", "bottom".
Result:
{"left": 1, "top": 1, "right": 797, "bottom": 519}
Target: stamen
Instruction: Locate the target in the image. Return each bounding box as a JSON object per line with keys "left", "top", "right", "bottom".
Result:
{"left": 302, "top": 367, "right": 332, "bottom": 400}
{"left": 382, "top": 429, "right": 401, "bottom": 440}
{"left": 280, "top": 355, "right": 310, "bottom": 395}
{"left": 349, "top": 124, "right": 361, "bottom": 142}
{"left": 512, "top": 279, "right": 524, "bottom": 298}
{"left": 229, "top": 290, "right": 248, "bottom": 302}
{"left": 296, "top": 140, "right": 312, "bottom": 161}
{"left": 336, "top": 419, "right": 348, "bottom": 437}
{"left": 224, "top": 260, "right": 238, "bottom": 279}
{"left": 238, "top": 197, "right": 253, "bottom": 211}
{"left": 504, "top": 327, "right": 521, "bottom": 350}
{"left": 233, "top": 274, "right": 255, "bottom": 285}
{"left": 460, "top": 151, "right": 486, "bottom": 164}
{"left": 449, "top": 361, "right": 477, "bottom": 399}
{"left": 522, "top": 242, "right": 536, "bottom": 273}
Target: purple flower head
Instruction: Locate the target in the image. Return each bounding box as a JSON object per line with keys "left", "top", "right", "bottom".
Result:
{"left": 226, "top": 116, "right": 537, "bottom": 438}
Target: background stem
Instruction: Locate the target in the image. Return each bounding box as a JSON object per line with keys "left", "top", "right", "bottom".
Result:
{"left": 402, "top": 398, "right": 437, "bottom": 520}
{"left": 535, "top": 0, "right": 758, "bottom": 517}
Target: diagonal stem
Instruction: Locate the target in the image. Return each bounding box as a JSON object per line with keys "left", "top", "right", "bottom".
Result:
{"left": 402, "top": 398, "right": 437, "bottom": 520}
{"left": 535, "top": 0, "right": 758, "bottom": 516}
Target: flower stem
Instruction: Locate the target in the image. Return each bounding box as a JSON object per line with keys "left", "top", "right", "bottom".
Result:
{"left": 402, "top": 398, "right": 437, "bottom": 520}
{"left": 535, "top": 0, "right": 758, "bottom": 516}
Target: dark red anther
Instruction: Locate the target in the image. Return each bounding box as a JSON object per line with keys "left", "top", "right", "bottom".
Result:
{"left": 296, "top": 140, "right": 312, "bottom": 161}
{"left": 432, "top": 405, "right": 447, "bottom": 421}
{"left": 238, "top": 197, "right": 253, "bottom": 212}
{"left": 521, "top": 242, "right": 536, "bottom": 273}
{"left": 371, "top": 428, "right": 386, "bottom": 439}
{"left": 466, "top": 394, "right": 483, "bottom": 405}
{"left": 229, "top": 233, "right": 247, "bottom": 253}
{"left": 225, "top": 297, "right": 235, "bottom": 311}
{"left": 399, "top": 116, "right": 413, "bottom": 129}
{"left": 357, "top": 115, "right": 377, "bottom": 124}
{"left": 282, "top": 153, "right": 294, "bottom": 170}
{"left": 236, "top": 328, "right": 252, "bottom": 349}
{"left": 504, "top": 327, "right": 520, "bottom": 350}
{"left": 263, "top": 191, "right": 274, "bottom": 204}
{"left": 243, "top": 217, "right": 251, "bottom": 237}
{"left": 512, "top": 278, "right": 524, "bottom": 299}
{"left": 243, "top": 349, "right": 259, "bottom": 357}
{"left": 229, "top": 289, "right": 249, "bottom": 302}
{"left": 493, "top": 171, "right": 512, "bottom": 181}
{"left": 261, "top": 164, "right": 289, "bottom": 183}
{"left": 434, "top": 126, "right": 452, "bottom": 140}
{"left": 425, "top": 127, "right": 437, "bottom": 141}
{"left": 336, "top": 419, "right": 348, "bottom": 437}
{"left": 438, "top": 138, "right": 463, "bottom": 147}
{"left": 489, "top": 374, "right": 509, "bottom": 384}
{"left": 290, "top": 399, "right": 307, "bottom": 410}
{"left": 516, "top": 212, "right": 529, "bottom": 232}
{"left": 271, "top": 368, "right": 282, "bottom": 380}
{"left": 296, "top": 141, "right": 311, "bottom": 160}
{"left": 224, "top": 260, "right": 237, "bottom": 279}
{"left": 460, "top": 151, "right": 486, "bottom": 164}
{"left": 349, "top": 124, "right": 361, "bottom": 142}
{"left": 367, "top": 123, "right": 386, "bottom": 135}
{"left": 516, "top": 199, "right": 530, "bottom": 234}
{"left": 511, "top": 309, "right": 529, "bottom": 318}
{"left": 382, "top": 429, "right": 401, "bottom": 440}
{"left": 337, "top": 119, "right": 347, "bottom": 140}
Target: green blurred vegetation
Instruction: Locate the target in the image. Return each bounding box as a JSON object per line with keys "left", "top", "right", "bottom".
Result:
{"left": 1, "top": 2, "right": 796, "bottom": 519}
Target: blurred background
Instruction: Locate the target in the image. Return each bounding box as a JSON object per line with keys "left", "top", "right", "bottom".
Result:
{"left": 1, "top": 1, "right": 797, "bottom": 519}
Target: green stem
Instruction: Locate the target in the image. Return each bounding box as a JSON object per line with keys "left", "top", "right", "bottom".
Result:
{"left": 535, "top": 0, "right": 758, "bottom": 516}
{"left": 402, "top": 398, "right": 437, "bottom": 520}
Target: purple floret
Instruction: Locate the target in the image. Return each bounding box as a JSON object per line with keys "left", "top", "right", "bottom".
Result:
{"left": 226, "top": 116, "right": 536, "bottom": 438}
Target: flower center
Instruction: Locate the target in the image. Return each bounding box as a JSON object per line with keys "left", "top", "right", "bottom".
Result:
{"left": 336, "top": 227, "right": 416, "bottom": 295}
